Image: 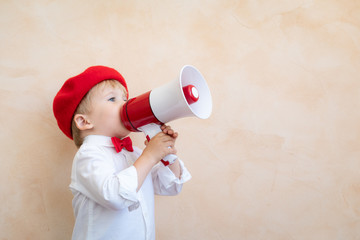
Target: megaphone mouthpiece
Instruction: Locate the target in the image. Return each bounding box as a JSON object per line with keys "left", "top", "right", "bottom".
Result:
{"left": 120, "top": 91, "right": 162, "bottom": 132}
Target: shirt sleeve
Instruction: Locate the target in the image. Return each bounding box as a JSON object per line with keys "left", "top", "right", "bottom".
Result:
{"left": 71, "top": 146, "right": 139, "bottom": 210}
{"left": 151, "top": 158, "right": 192, "bottom": 196}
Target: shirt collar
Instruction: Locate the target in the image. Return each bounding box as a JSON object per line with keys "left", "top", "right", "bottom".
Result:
{"left": 83, "top": 135, "right": 114, "bottom": 148}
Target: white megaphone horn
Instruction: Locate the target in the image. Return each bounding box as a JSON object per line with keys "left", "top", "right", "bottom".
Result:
{"left": 120, "top": 65, "right": 212, "bottom": 166}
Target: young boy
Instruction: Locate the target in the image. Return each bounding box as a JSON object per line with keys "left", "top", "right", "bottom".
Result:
{"left": 53, "top": 66, "right": 191, "bottom": 240}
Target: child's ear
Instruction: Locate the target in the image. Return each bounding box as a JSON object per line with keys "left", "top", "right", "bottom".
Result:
{"left": 73, "top": 114, "right": 93, "bottom": 130}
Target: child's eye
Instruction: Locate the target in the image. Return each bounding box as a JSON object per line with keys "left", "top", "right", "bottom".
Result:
{"left": 108, "top": 97, "right": 116, "bottom": 102}
{"left": 122, "top": 96, "right": 128, "bottom": 102}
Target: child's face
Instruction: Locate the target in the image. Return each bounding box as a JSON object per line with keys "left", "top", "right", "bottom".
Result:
{"left": 87, "top": 83, "right": 130, "bottom": 138}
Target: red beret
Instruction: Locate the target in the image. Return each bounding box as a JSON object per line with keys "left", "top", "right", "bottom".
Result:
{"left": 53, "top": 66, "right": 128, "bottom": 139}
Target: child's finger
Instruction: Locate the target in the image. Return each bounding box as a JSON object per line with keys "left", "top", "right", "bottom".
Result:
{"left": 162, "top": 125, "right": 178, "bottom": 138}
{"left": 166, "top": 128, "right": 174, "bottom": 135}
{"left": 162, "top": 125, "right": 170, "bottom": 132}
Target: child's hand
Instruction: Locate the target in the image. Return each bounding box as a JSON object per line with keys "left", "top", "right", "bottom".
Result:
{"left": 160, "top": 124, "right": 178, "bottom": 139}
{"left": 143, "top": 124, "right": 178, "bottom": 162}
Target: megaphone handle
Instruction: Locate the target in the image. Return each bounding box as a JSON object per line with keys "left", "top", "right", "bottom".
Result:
{"left": 138, "top": 123, "right": 178, "bottom": 166}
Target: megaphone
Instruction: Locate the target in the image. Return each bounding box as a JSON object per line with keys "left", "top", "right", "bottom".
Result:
{"left": 120, "top": 65, "right": 212, "bottom": 165}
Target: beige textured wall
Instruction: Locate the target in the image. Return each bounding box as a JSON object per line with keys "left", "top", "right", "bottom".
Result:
{"left": 1, "top": 0, "right": 360, "bottom": 239}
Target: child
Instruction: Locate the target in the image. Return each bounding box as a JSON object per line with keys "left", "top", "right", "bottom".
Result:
{"left": 53, "top": 66, "right": 191, "bottom": 240}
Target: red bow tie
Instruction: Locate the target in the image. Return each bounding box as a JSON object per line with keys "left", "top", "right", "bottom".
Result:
{"left": 111, "top": 136, "right": 134, "bottom": 153}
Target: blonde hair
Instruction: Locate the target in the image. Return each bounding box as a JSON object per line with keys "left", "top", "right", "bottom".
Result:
{"left": 71, "top": 80, "right": 127, "bottom": 147}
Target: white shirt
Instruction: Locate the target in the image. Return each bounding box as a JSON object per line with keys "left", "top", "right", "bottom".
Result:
{"left": 69, "top": 135, "right": 191, "bottom": 240}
